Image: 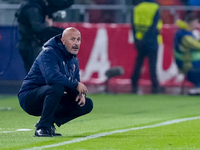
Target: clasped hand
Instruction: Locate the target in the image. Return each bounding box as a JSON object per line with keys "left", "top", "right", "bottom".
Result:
{"left": 75, "top": 94, "right": 85, "bottom": 107}
{"left": 76, "top": 82, "right": 88, "bottom": 94}
{"left": 76, "top": 82, "right": 87, "bottom": 107}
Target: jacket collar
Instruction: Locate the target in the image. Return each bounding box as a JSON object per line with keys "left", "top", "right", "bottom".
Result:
{"left": 56, "top": 34, "right": 77, "bottom": 60}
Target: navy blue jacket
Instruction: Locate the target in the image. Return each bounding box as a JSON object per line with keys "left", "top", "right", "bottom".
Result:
{"left": 18, "top": 34, "right": 80, "bottom": 111}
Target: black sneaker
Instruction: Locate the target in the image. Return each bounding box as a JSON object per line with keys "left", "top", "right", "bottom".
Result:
{"left": 34, "top": 128, "right": 53, "bottom": 137}
{"left": 50, "top": 125, "right": 62, "bottom": 136}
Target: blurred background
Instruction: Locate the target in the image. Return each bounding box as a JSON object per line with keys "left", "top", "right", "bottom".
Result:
{"left": 0, "top": 0, "right": 193, "bottom": 25}
{"left": 0, "top": 0, "right": 199, "bottom": 94}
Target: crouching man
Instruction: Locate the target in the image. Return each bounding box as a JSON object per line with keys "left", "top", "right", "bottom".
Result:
{"left": 18, "top": 27, "right": 93, "bottom": 137}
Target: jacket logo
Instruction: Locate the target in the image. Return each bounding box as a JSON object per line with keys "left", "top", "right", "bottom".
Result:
{"left": 73, "top": 64, "right": 76, "bottom": 72}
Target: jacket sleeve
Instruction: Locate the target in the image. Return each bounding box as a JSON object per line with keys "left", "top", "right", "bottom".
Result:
{"left": 38, "top": 49, "right": 79, "bottom": 89}
{"left": 181, "top": 35, "right": 200, "bottom": 51}
{"left": 75, "top": 59, "right": 80, "bottom": 82}
{"left": 25, "top": 7, "right": 49, "bottom": 33}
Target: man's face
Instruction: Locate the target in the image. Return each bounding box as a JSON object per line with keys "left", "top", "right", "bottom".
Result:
{"left": 189, "top": 19, "right": 199, "bottom": 31}
{"left": 61, "top": 30, "right": 81, "bottom": 55}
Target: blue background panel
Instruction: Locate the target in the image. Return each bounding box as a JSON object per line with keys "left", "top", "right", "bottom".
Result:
{"left": 0, "top": 26, "right": 26, "bottom": 80}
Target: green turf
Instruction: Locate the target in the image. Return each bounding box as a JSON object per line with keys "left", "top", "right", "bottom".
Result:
{"left": 62, "top": 119, "right": 200, "bottom": 150}
{"left": 0, "top": 94, "right": 200, "bottom": 150}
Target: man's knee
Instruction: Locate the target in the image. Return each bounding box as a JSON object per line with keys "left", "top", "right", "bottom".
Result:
{"left": 85, "top": 97, "right": 93, "bottom": 114}
{"left": 47, "top": 84, "right": 65, "bottom": 98}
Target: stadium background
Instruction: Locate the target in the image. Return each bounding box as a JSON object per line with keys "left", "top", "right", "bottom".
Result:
{"left": 0, "top": 0, "right": 198, "bottom": 94}
{"left": 1, "top": 1, "right": 200, "bottom": 149}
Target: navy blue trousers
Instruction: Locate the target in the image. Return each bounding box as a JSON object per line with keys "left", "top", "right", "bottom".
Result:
{"left": 23, "top": 84, "right": 93, "bottom": 128}
{"left": 131, "top": 46, "right": 159, "bottom": 89}
{"left": 187, "top": 69, "right": 200, "bottom": 87}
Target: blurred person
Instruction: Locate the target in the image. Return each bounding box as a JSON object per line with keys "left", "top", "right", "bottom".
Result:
{"left": 16, "top": 0, "right": 73, "bottom": 73}
{"left": 18, "top": 27, "right": 93, "bottom": 137}
{"left": 174, "top": 13, "right": 200, "bottom": 95}
{"left": 131, "top": 0, "right": 163, "bottom": 94}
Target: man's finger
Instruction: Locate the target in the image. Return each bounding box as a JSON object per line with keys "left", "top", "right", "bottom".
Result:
{"left": 80, "top": 103, "right": 85, "bottom": 107}
{"left": 79, "top": 100, "right": 85, "bottom": 107}
{"left": 82, "top": 88, "right": 87, "bottom": 94}
{"left": 78, "top": 101, "right": 82, "bottom": 105}
{"left": 83, "top": 89, "right": 87, "bottom": 93}
{"left": 75, "top": 95, "right": 79, "bottom": 101}
{"left": 79, "top": 96, "right": 85, "bottom": 106}
{"left": 78, "top": 97, "right": 83, "bottom": 105}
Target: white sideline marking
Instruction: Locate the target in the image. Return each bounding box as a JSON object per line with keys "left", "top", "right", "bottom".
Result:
{"left": 17, "top": 129, "right": 32, "bottom": 131}
{"left": 0, "top": 107, "right": 12, "bottom": 111}
{"left": 23, "top": 116, "right": 200, "bottom": 150}
{"left": 0, "top": 129, "right": 32, "bottom": 133}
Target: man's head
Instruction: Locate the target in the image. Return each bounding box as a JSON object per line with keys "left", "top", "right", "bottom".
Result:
{"left": 61, "top": 27, "right": 81, "bottom": 55}
{"left": 184, "top": 13, "right": 199, "bottom": 31}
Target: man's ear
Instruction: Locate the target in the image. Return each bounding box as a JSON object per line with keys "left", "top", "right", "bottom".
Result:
{"left": 61, "top": 37, "right": 64, "bottom": 45}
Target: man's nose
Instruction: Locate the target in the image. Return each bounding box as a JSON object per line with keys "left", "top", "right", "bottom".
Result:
{"left": 74, "top": 39, "right": 79, "bottom": 44}
{"left": 73, "top": 39, "right": 77, "bottom": 44}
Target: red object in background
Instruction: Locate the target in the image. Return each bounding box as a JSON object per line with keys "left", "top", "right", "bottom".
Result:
{"left": 157, "top": 0, "right": 185, "bottom": 24}
{"left": 88, "top": 0, "right": 115, "bottom": 23}
{"left": 55, "top": 23, "right": 193, "bottom": 89}
{"left": 157, "top": 0, "right": 182, "bottom": 5}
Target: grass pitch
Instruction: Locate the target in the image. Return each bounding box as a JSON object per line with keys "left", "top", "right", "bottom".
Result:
{"left": 0, "top": 94, "right": 200, "bottom": 150}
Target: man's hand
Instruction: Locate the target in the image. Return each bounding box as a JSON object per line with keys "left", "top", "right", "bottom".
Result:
{"left": 75, "top": 94, "right": 85, "bottom": 107}
{"left": 76, "top": 82, "right": 88, "bottom": 94}
{"left": 45, "top": 16, "right": 53, "bottom": 27}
